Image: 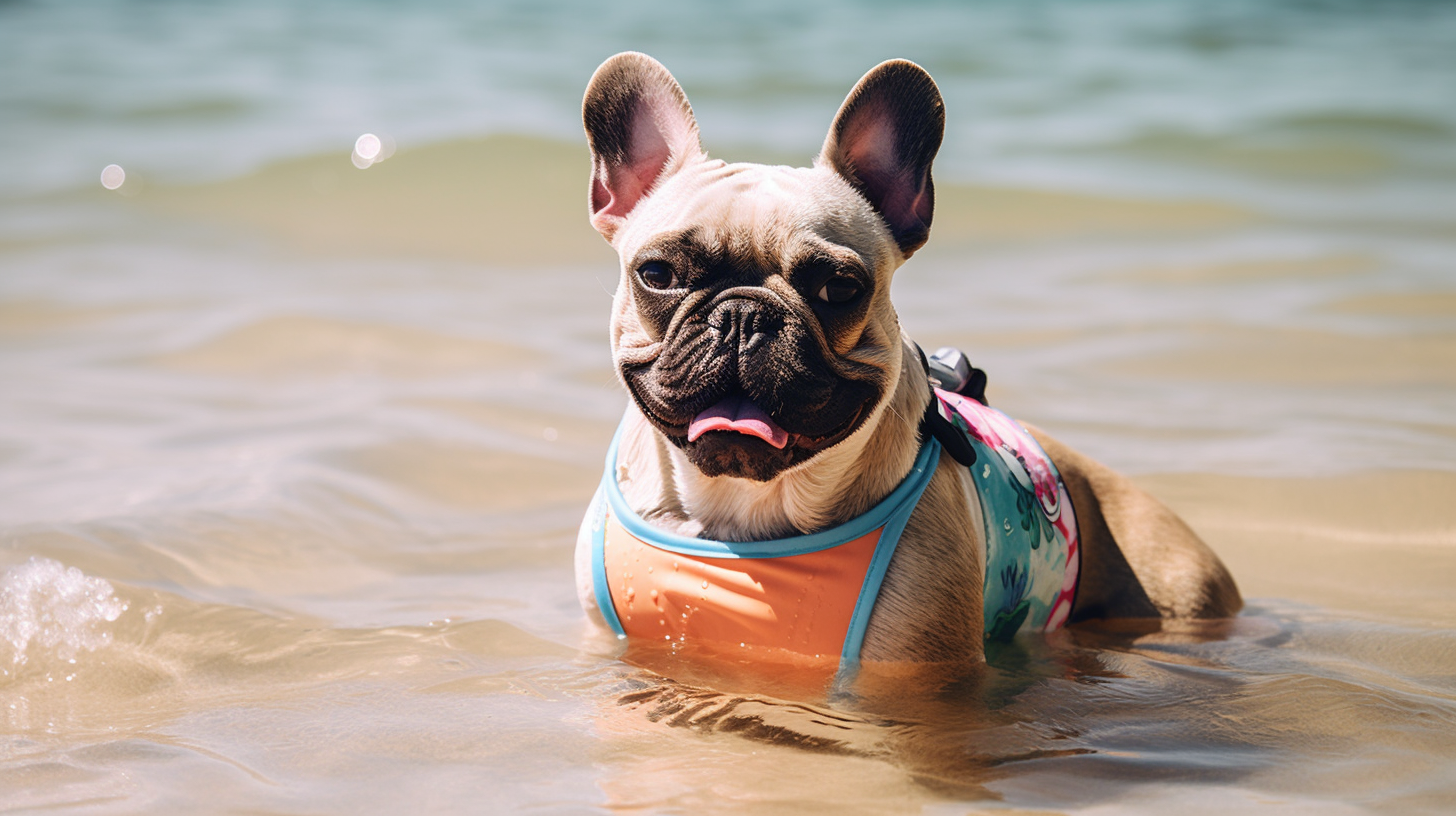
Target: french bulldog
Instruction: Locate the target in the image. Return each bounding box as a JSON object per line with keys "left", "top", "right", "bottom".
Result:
{"left": 574, "top": 52, "right": 1240, "bottom": 666}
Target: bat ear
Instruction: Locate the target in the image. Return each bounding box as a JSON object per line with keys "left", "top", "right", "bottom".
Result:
{"left": 582, "top": 52, "right": 702, "bottom": 242}
{"left": 819, "top": 60, "right": 944, "bottom": 257}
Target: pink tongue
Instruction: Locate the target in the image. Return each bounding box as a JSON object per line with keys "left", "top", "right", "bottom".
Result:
{"left": 687, "top": 394, "right": 790, "bottom": 449}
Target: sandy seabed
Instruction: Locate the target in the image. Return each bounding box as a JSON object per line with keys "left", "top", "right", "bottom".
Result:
{"left": 2, "top": 137, "right": 1454, "bottom": 814}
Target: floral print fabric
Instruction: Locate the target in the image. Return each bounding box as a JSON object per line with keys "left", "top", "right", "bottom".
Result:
{"left": 933, "top": 389, "right": 1081, "bottom": 639}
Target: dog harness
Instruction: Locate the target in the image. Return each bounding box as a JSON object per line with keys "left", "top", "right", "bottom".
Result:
{"left": 587, "top": 389, "right": 1080, "bottom": 667}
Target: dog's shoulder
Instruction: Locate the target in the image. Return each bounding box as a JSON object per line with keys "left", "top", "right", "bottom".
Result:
{"left": 861, "top": 455, "right": 986, "bottom": 663}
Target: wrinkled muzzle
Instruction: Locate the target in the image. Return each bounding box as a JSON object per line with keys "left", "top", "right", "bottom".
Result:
{"left": 621, "top": 290, "right": 882, "bottom": 481}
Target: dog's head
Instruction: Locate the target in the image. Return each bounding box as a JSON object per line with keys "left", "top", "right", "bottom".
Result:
{"left": 583, "top": 53, "right": 943, "bottom": 482}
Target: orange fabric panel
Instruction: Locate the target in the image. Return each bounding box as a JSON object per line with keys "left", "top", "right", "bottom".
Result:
{"left": 602, "top": 514, "right": 883, "bottom": 658}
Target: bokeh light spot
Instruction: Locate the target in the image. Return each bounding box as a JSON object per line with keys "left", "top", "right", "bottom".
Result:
{"left": 355, "top": 133, "right": 381, "bottom": 161}
{"left": 352, "top": 133, "right": 387, "bottom": 169}
{"left": 100, "top": 164, "right": 125, "bottom": 190}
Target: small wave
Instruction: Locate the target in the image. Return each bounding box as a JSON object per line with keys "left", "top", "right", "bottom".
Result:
{"left": 1274, "top": 111, "right": 1455, "bottom": 140}
{"left": 143, "top": 315, "right": 537, "bottom": 379}
{"left": 1, "top": 558, "right": 129, "bottom": 675}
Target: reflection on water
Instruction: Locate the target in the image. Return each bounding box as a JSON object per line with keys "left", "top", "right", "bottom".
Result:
{"left": 597, "top": 610, "right": 1456, "bottom": 812}
{"left": 3, "top": 0, "right": 1456, "bottom": 812}
{"left": 10, "top": 549, "right": 1451, "bottom": 813}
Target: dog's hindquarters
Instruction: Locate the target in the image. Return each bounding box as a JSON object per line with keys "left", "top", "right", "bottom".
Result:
{"left": 1026, "top": 427, "right": 1243, "bottom": 621}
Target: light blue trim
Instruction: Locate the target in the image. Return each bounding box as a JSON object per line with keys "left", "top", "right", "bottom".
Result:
{"left": 600, "top": 424, "right": 941, "bottom": 559}
{"left": 587, "top": 486, "right": 626, "bottom": 637}
{"left": 593, "top": 420, "right": 942, "bottom": 668}
{"left": 839, "top": 440, "right": 941, "bottom": 666}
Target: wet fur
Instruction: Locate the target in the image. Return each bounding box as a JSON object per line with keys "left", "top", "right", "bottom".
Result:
{"left": 576, "top": 52, "right": 1241, "bottom": 667}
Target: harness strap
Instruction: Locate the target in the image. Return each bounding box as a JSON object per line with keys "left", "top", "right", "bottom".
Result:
{"left": 915, "top": 343, "right": 982, "bottom": 468}
{"left": 920, "top": 391, "right": 978, "bottom": 468}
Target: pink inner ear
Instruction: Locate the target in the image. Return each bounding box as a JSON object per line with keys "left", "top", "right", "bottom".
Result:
{"left": 838, "top": 104, "right": 929, "bottom": 240}
{"left": 842, "top": 111, "right": 897, "bottom": 182}
{"left": 590, "top": 163, "right": 650, "bottom": 225}
{"left": 590, "top": 98, "right": 677, "bottom": 226}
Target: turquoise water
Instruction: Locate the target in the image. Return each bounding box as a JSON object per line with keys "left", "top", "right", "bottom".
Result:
{"left": 5, "top": 0, "right": 1456, "bottom": 216}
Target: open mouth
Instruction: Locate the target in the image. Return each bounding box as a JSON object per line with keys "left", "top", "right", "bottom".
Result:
{"left": 624, "top": 378, "right": 876, "bottom": 481}
{"left": 687, "top": 393, "right": 790, "bottom": 449}
{"left": 682, "top": 392, "right": 868, "bottom": 453}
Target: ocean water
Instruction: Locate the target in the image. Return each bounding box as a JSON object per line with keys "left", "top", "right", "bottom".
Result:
{"left": 6, "top": 0, "right": 1456, "bottom": 210}
{"left": 3, "top": 1, "right": 1456, "bottom": 813}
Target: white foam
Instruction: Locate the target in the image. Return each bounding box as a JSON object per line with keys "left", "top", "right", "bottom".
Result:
{"left": 1, "top": 557, "right": 128, "bottom": 673}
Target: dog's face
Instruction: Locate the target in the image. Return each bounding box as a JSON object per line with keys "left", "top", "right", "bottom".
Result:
{"left": 583, "top": 53, "right": 943, "bottom": 482}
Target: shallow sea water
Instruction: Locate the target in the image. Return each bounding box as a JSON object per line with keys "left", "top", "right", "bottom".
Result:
{"left": 3, "top": 2, "right": 1456, "bottom": 813}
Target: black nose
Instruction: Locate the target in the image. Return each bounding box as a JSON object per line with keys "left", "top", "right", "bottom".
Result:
{"left": 708, "top": 297, "right": 779, "bottom": 354}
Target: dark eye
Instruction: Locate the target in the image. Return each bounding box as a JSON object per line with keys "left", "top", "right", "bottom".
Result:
{"left": 636, "top": 260, "right": 677, "bottom": 290}
{"left": 816, "top": 275, "right": 863, "bottom": 305}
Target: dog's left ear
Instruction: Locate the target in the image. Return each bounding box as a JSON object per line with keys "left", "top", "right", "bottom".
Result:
{"left": 820, "top": 60, "right": 944, "bottom": 257}
{"left": 582, "top": 52, "right": 703, "bottom": 242}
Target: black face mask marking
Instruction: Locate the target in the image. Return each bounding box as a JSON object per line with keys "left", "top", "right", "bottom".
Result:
{"left": 619, "top": 230, "right": 887, "bottom": 481}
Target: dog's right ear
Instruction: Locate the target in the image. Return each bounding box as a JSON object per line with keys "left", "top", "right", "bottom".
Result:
{"left": 582, "top": 52, "right": 702, "bottom": 242}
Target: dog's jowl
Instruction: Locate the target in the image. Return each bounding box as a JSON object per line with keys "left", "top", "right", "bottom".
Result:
{"left": 574, "top": 52, "right": 1241, "bottom": 669}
